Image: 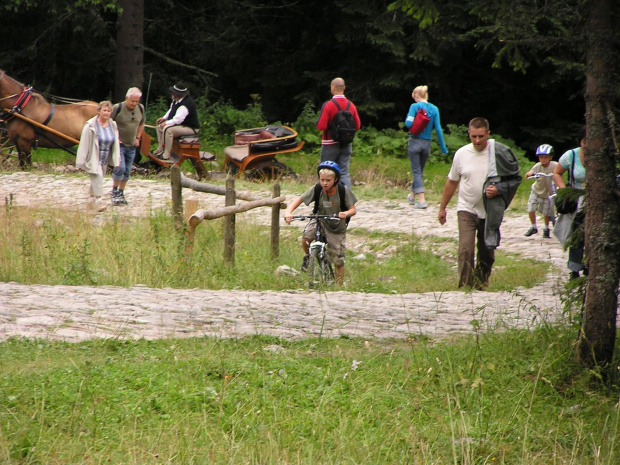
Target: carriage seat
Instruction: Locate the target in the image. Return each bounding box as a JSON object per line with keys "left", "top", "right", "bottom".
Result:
{"left": 224, "top": 144, "right": 249, "bottom": 162}
{"left": 177, "top": 135, "right": 200, "bottom": 145}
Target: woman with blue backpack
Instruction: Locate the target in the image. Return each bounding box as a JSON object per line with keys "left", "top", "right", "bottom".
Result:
{"left": 404, "top": 85, "right": 449, "bottom": 209}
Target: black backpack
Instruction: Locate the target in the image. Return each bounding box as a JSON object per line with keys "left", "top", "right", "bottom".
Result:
{"left": 312, "top": 182, "right": 350, "bottom": 224}
{"left": 328, "top": 100, "right": 357, "bottom": 145}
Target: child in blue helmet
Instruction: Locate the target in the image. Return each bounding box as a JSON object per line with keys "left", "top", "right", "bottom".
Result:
{"left": 524, "top": 144, "right": 558, "bottom": 238}
{"left": 284, "top": 161, "right": 357, "bottom": 284}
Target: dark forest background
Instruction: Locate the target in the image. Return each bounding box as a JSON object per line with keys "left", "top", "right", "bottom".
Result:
{"left": 0, "top": 0, "right": 603, "bottom": 157}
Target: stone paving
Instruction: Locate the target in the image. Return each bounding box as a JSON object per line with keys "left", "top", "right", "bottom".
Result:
{"left": 0, "top": 171, "right": 569, "bottom": 342}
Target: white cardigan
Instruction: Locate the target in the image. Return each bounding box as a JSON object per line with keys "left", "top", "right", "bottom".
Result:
{"left": 76, "top": 116, "right": 121, "bottom": 174}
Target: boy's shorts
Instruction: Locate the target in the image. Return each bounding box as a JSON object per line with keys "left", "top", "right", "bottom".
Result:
{"left": 527, "top": 191, "right": 555, "bottom": 218}
{"left": 302, "top": 219, "right": 346, "bottom": 267}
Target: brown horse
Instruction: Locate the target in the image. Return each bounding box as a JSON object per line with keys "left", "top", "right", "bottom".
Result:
{"left": 0, "top": 69, "right": 98, "bottom": 167}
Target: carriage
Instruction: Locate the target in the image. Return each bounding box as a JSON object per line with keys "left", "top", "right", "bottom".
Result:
{"left": 223, "top": 125, "right": 303, "bottom": 181}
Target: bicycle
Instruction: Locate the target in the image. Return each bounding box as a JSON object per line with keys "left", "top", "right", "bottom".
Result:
{"left": 291, "top": 214, "right": 340, "bottom": 288}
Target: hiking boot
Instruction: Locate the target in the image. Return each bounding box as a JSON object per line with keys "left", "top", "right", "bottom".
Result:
{"left": 300, "top": 255, "right": 309, "bottom": 272}
{"left": 414, "top": 201, "right": 427, "bottom": 209}
{"left": 524, "top": 226, "right": 538, "bottom": 237}
{"left": 406, "top": 193, "right": 415, "bottom": 205}
{"left": 542, "top": 228, "right": 551, "bottom": 239}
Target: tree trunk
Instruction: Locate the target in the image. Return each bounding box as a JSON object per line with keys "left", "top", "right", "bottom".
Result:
{"left": 575, "top": 0, "right": 620, "bottom": 368}
{"left": 114, "top": 0, "right": 144, "bottom": 102}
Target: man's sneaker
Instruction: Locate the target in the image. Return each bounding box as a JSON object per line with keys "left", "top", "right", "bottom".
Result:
{"left": 118, "top": 192, "right": 128, "bottom": 205}
{"left": 414, "top": 201, "right": 427, "bottom": 209}
{"left": 407, "top": 193, "right": 415, "bottom": 205}
{"left": 111, "top": 194, "right": 122, "bottom": 206}
{"left": 524, "top": 226, "right": 538, "bottom": 237}
{"left": 300, "top": 255, "right": 309, "bottom": 272}
{"left": 542, "top": 228, "right": 551, "bottom": 239}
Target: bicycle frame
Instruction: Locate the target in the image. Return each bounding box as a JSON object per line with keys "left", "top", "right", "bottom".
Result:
{"left": 292, "top": 214, "right": 339, "bottom": 288}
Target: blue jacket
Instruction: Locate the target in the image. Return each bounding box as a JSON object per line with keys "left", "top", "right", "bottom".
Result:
{"left": 405, "top": 101, "right": 448, "bottom": 154}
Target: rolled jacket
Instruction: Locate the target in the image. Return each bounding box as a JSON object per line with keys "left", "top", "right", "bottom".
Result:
{"left": 482, "top": 139, "right": 522, "bottom": 248}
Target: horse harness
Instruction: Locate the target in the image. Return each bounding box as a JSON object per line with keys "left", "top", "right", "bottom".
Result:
{"left": 0, "top": 74, "right": 56, "bottom": 127}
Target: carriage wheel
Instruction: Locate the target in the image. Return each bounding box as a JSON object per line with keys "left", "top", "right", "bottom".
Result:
{"left": 245, "top": 161, "right": 297, "bottom": 182}
{"left": 0, "top": 127, "right": 17, "bottom": 161}
{"left": 189, "top": 158, "right": 209, "bottom": 180}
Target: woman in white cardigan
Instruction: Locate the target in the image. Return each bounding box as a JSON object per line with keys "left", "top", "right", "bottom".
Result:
{"left": 76, "top": 101, "right": 121, "bottom": 210}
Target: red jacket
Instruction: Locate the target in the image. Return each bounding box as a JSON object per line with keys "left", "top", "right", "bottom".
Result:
{"left": 316, "top": 95, "right": 361, "bottom": 145}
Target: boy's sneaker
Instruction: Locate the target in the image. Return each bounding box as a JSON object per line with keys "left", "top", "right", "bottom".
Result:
{"left": 542, "top": 228, "right": 551, "bottom": 239}
{"left": 407, "top": 193, "right": 415, "bottom": 205}
{"left": 118, "top": 192, "right": 128, "bottom": 205}
{"left": 300, "top": 255, "right": 309, "bottom": 272}
{"left": 524, "top": 226, "right": 538, "bottom": 237}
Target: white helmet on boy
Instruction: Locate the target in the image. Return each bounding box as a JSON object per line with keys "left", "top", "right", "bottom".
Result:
{"left": 535, "top": 144, "right": 554, "bottom": 156}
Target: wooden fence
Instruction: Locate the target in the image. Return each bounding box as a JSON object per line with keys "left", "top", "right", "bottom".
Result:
{"left": 169, "top": 165, "right": 286, "bottom": 264}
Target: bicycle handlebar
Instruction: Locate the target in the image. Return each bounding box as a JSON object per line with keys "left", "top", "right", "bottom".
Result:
{"left": 529, "top": 173, "right": 554, "bottom": 179}
{"left": 291, "top": 214, "right": 340, "bottom": 221}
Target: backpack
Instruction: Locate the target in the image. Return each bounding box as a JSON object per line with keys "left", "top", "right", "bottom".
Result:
{"left": 328, "top": 99, "right": 357, "bottom": 145}
{"left": 409, "top": 107, "right": 430, "bottom": 136}
{"left": 312, "top": 182, "right": 350, "bottom": 224}
{"left": 111, "top": 102, "right": 145, "bottom": 121}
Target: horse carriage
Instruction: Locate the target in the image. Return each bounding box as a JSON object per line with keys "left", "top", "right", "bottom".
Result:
{"left": 1, "top": 70, "right": 303, "bottom": 181}
{"left": 139, "top": 124, "right": 303, "bottom": 181}
{"left": 223, "top": 125, "right": 303, "bottom": 181}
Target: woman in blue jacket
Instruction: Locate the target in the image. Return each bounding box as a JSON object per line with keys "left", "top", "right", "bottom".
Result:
{"left": 404, "top": 85, "right": 448, "bottom": 209}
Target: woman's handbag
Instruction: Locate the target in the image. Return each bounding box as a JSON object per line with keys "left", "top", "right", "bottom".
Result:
{"left": 553, "top": 212, "right": 575, "bottom": 246}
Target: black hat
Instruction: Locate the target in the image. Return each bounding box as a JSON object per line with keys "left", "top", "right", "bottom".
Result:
{"left": 169, "top": 83, "right": 189, "bottom": 97}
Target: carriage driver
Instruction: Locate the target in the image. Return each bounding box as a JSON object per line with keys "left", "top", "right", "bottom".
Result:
{"left": 152, "top": 83, "right": 201, "bottom": 160}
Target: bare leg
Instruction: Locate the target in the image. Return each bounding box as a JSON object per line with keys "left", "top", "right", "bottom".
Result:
{"left": 335, "top": 265, "right": 344, "bottom": 285}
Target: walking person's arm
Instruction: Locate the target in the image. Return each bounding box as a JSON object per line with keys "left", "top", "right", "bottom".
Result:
{"left": 438, "top": 179, "right": 459, "bottom": 225}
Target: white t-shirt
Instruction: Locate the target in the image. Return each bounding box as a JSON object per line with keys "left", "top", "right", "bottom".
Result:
{"left": 448, "top": 142, "right": 489, "bottom": 219}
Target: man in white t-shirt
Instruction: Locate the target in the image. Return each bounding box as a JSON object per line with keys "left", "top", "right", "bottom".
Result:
{"left": 438, "top": 117, "right": 521, "bottom": 289}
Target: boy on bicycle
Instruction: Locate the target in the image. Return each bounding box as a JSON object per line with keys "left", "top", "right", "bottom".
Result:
{"left": 284, "top": 161, "right": 357, "bottom": 285}
{"left": 524, "top": 144, "right": 558, "bottom": 238}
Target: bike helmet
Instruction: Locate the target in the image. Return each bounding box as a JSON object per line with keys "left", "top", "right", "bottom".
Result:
{"left": 317, "top": 160, "right": 341, "bottom": 181}
{"left": 535, "top": 144, "right": 554, "bottom": 156}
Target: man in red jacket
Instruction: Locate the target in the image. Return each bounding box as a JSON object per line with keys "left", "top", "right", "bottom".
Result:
{"left": 316, "top": 77, "right": 361, "bottom": 188}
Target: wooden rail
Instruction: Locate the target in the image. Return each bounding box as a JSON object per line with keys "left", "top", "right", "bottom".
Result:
{"left": 170, "top": 165, "right": 285, "bottom": 263}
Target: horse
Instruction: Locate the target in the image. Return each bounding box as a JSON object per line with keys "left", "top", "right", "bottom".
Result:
{"left": 0, "top": 69, "right": 98, "bottom": 167}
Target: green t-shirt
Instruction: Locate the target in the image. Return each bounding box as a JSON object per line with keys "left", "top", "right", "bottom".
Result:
{"left": 111, "top": 103, "right": 145, "bottom": 146}
{"left": 299, "top": 183, "right": 357, "bottom": 234}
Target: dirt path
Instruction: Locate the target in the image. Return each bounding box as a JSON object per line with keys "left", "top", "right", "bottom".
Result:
{"left": 0, "top": 171, "right": 568, "bottom": 342}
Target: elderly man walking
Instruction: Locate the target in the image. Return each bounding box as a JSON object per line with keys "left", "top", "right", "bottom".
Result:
{"left": 110, "top": 87, "right": 145, "bottom": 206}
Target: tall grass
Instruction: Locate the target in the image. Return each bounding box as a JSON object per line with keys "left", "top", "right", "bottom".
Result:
{"left": 0, "top": 330, "right": 618, "bottom": 464}
{"left": 0, "top": 204, "right": 548, "bottom": 292}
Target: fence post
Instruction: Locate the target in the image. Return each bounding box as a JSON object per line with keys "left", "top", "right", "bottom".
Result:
{"left": 171, "top": 165, "right": 183, "bottom": 230}
{"left": 271, "top": 183, "right": 280, "bottom": 260}
{"left": 224, "top": 175, "right": 236, "bottom": 265}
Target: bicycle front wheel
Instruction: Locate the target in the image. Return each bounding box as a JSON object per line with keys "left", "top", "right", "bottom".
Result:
{"left": 308, "top": 247, "right": 334, "bottom": 289}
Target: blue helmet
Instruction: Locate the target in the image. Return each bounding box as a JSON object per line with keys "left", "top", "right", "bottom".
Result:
{"left": 317, "top": 160, "right": 341, "bottom": 180}
{"left": 535, "top": 144, "right": 554, "bottom": 156}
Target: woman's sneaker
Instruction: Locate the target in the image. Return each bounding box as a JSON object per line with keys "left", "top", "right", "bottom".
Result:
{"left": 524, "top": 226, "right": 538, "bottom": 236}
